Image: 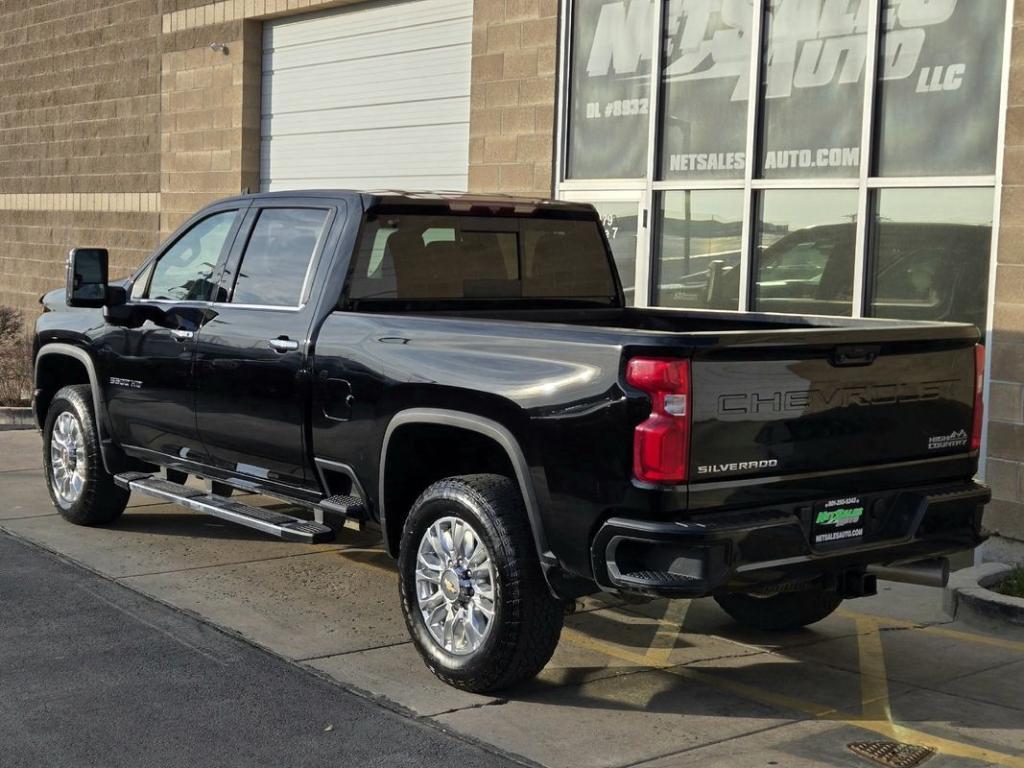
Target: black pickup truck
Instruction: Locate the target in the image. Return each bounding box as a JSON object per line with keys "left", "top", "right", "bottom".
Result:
{"left": 33, "top": 190, "right": 989, "bottom": 692}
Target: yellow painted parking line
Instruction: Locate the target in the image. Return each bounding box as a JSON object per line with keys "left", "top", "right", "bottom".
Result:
{"left": 854, "top": 617, "right": 892, "bottom": 722}
{"left": 642, "top": 599, "right": 691, "bottom": 666}
{"left": 561, "top": 611, "right": 1024, "bottom": 768}
{"left": 327, "top": 550, "right": 1022, "bottom": 764}
{"left": 837, "top": 608, "right": 1024, "bottom": 653}
{"left": 559, "top": 625, "right": 841, "bottom": 717}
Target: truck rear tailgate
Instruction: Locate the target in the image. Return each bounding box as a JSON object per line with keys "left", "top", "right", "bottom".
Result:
{"left": 689, "top": 340, "right": 978, "bottom": 487}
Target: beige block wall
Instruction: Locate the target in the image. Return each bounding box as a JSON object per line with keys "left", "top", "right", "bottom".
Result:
{"left": 0, "top": 0, "right": 163, "bottom": 314}
{"left": 1, "top": 0, "right": 528, "bottom": 322}
{"left": 986, "top": 5, "right": 1024, "bottom": 550}
{"left": 159, "top": 21, "right": 261, "bottom": 236}
{"left": 467, "top": 0, "right": 559, "bottom": 198}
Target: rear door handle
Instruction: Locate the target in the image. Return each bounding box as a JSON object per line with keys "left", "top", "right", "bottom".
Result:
{"left": 170, "top": 329, "right": 194, "bottom": 342}
{"left": 269, "top": 337, "right": 299, "bottom": 353}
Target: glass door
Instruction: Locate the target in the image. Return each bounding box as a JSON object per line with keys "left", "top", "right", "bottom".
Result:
{"left": 560, "top": 192, "right": 645, "bottom": 306}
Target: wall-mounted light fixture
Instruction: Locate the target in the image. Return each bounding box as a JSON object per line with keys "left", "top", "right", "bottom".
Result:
{"left": 208, "top": 42, "right": 229, "bottom": 54}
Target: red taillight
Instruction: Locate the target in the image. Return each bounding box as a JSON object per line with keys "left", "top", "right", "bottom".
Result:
{"left": 626, "top": 358, "right": 691, "bottom": 484}
{"left": 971, "top": 344, "right": 985, "bottom": 451}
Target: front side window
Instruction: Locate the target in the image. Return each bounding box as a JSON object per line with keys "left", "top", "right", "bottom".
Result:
{"left": 347, "top": 214, "right": 617, "bottom": 304}
{"left": 146, "top": 211, "right": 238, "bottom": 301}
{"left": 231, "top": 208, "right": 329, "bottom": 306}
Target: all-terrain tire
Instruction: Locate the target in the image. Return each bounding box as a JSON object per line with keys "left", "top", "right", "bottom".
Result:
{"left": 42, "top": 384, "right": 129, "bottom": 526}
{"left": 714, "top": 587, "right": 843, "bottom": 631}
{"left": 398, "top": 474, "right": 564, "bottom": 693}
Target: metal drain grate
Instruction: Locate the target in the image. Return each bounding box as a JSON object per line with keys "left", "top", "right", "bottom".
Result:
{"left": 848, "top": 741, "right": 936, "bottom": 768}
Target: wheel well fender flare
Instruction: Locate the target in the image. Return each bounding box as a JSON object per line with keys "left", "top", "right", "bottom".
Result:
{"left": 35, "top": 343, "right": 112, "bottom": 471}
{"left": 378, "top": 408, "right": 553, "bottom": 569}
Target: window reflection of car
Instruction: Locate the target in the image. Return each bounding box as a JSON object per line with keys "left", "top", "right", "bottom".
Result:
{"left": 669, "top": 222, "right": 990, "bottom": 330}
{"left": 656, "top": 247, "right": 741, "bottom": 306}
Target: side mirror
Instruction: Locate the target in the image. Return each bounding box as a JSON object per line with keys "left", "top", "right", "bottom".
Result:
{"left": 66, "top": 247, "right": 109, "bottom": 308}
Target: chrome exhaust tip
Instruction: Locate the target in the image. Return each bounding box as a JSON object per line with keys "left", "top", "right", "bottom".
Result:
{"left": 866, "top": 557, "right": 950, "bottom": 588}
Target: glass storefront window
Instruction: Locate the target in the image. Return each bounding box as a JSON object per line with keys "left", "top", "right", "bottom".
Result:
{"left": 869, "top": 188, "right": 993, "bottom": 331}
{"left": 658, "top": 0, "right": 753, "bottom": 181}
{"left": 592, "top": 201, "right": 640, "bottom": 305}
{"left": 758, "top": 0, "right": 866, "bottom": 179}
{"left": 753, "top": 190, "right": 858, "bottom": 315}
{"left": 654, "top": 190, "right": 745, "bottom": 309}
{"left": 567, "top": 0, "right": 655, "bottom": 179}
{"left": 875, "top": 0, "right": 1005, "bottom": 177}
{"left": 560, "top": 0, "right": 1005, "bottom": 334}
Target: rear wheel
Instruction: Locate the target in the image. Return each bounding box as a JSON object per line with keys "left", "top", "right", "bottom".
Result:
{"left": 43, "top": 385, "right": 129, "bottom": 526}
{"left": 398, "top": 474, "right": 564, "bottom": 692}
{"left": 714, "top": 586, "right": 843, "bottom": 631}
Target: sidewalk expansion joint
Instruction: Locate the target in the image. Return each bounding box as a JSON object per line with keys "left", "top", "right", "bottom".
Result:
{"left": 431, "top": 698, "right": 509, "bottom": 717}
{"left": 0, "top": 513, "right": 58, "bottom": 523}
{"left": 295, "top": 639, "right": 413, "bottom": 663}
{"left": 115, "top": 546, "right": 355, "bottom": 580}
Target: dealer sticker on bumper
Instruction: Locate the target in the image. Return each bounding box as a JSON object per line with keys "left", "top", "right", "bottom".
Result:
{"left": 813, "top": 497, "right": 865, "bottom": 547}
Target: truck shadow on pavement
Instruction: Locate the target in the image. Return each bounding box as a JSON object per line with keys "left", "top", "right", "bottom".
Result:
{"left": 108, "top": 512, "right": 290, "bottom": 542}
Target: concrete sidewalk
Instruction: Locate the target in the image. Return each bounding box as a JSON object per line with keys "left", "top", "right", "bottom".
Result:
{"left": 3, "top": 429, "right": 1022, "bottom": 768}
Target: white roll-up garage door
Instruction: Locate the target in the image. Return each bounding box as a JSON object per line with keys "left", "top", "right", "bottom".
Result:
{"left": 261, "top": 0, "right": 472, "bottom": 192}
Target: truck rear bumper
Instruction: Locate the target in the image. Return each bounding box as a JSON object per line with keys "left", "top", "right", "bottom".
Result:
{"left": 591, "top": 481, "right": 990, "bottom": 598}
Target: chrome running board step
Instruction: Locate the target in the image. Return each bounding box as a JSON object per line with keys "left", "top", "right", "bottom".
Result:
{"left": 317, "top": 493, "right": 367, "bottom": 532}
{"left": 114, "top": 472, "right": 335, "bottom": 544}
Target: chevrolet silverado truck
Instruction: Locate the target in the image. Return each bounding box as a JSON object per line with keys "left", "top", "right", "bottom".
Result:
{"left": 33, "top": 190, "right": 990, "bottom": 692}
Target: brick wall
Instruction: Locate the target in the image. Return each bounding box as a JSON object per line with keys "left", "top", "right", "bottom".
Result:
{"left": 0, "top": 0, "right": 163, "bottom": 315}
{"left": 985, "top": 2, "right": 1024, "bottom": 555}
{"left": 467, "top": 0, "right": 559, "bottom": 198}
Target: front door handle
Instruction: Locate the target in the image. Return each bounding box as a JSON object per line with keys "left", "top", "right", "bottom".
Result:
{"left": 170, "top": 329, "right": 194, "bottom": 342}
{"left": 269, "top": 337, "right": 299, "bottom": 353}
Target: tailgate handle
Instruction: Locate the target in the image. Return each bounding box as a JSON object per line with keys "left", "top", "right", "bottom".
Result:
{"left": 831, "top": 345, "right": 879, "bottom": 367}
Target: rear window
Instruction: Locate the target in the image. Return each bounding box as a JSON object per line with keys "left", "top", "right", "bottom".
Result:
{"left": 346, "top": 214, "right": 618, "bottom": 305}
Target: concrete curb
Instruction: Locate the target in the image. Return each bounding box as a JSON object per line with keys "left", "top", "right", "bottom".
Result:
{"left": 0, "top": 407, "right": 34, "bottom": 431}
{"left": 944, "top": 562, "right": 1024, "bottom": 631}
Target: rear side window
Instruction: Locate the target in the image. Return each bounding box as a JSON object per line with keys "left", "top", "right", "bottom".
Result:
{"left": 146, "top": 210, "right": 238, "bottom": 301}
{"left": 231, "top": 208, "right": 329, "bottom": 307}
{"left": 347, "top": 214, "right": 616, "bottom": 304}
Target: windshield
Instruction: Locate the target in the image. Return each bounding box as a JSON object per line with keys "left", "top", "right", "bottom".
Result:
{"left": 346, "top": 213, "right": 619, "bottom": 307}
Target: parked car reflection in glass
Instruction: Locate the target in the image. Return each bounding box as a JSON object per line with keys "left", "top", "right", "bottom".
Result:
{"left": 659, "top": 221, "right": 991, "bottom": 333}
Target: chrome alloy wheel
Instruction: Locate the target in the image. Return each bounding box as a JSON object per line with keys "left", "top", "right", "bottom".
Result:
{"left": 415, "top": 516, "right": 496, "bottom": 656}
{"left": 50, "top": 411, "right": 86, "bottom": 508}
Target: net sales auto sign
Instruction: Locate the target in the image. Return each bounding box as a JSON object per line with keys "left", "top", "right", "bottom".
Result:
{"left": 568, "top": 0, "right": 1005, "bottom": 180}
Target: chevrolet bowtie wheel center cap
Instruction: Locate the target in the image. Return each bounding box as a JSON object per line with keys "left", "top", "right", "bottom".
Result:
{"left": 415, "top": 516, "right": 497, "bottom": 656}
{"left": 440, "top": 567, "right": 471, "bottom": 602}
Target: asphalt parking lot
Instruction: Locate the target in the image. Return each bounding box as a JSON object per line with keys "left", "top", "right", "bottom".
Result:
{"left": 2, "top": 429, "right": 1022, "bottom": 768}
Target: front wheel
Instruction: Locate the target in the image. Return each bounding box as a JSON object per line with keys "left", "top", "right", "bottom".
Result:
{"left": 714, "top": 586, "right": 843, "bottom": 631}
{"left": 43, "top": 385, "right": 129, "bottom": 526}
{"left": 398, "top": 474, "right": 564, "bottom": 693}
